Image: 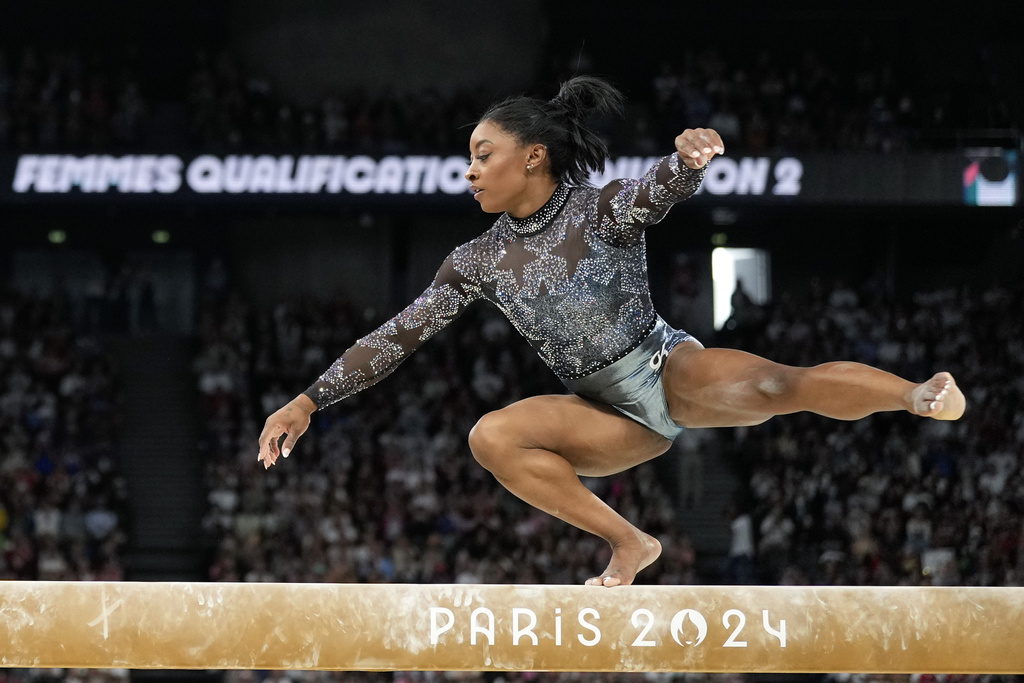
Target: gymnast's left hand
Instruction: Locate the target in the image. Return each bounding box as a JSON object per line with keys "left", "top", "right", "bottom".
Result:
{"left": 676, "top": 128, "right": 724, "bottom": 169}
{"left": 258, "top": 394, "right": 316, "bottom": 469}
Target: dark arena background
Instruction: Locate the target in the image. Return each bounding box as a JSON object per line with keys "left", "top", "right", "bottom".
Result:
{"left": 1, "top": 2, "right": 1023, "bottom": 683}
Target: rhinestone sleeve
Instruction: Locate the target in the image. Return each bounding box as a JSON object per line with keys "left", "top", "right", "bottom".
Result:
{"left": 596, "top": 154, "right": 707, "bottom": 247}
{"left": 303, "top": 253, "right": 483, "bottom": 409}
{"left": 304, "top": 149, "right": 708, "bottom": 407}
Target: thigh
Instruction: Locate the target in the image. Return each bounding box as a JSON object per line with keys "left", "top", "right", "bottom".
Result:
{"left": 478, "top": 394, "right": 672, "bottom": 477}
{"left": 662, "top": 342, "right": 792, "bottom": 428}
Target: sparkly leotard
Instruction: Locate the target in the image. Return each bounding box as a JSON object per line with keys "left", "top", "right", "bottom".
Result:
{"left": 304, "top": 153, "right": 706, "bottom": 424}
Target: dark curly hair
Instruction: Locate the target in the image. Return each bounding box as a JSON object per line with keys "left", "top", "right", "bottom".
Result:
{"left": 479, "top": 76, "right": 626, "bottom": 185}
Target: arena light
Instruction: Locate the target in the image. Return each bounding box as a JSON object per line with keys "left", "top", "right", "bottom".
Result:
{"left": 712, "top": 247, "right": 770, "bottom": 330}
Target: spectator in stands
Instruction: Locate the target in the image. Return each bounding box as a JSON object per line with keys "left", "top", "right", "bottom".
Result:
{"left": 197, "top": 289, "right": 697, "bottom": 589}
{"left": 0, "top": 290, "right": 127, "bottom": 586}
{"left": 729, "top": 281, "right": 1022, "bottom": 587}
{"left": 256, "top": 76, "right": 966, "bottom": 593}
{"left": 5, "top": 39, "right": 1021, "bottom": 155}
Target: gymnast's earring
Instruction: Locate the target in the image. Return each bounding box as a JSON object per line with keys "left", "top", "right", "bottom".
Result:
{"left": 527, "top": 164, "right": 534, "bottom": 174}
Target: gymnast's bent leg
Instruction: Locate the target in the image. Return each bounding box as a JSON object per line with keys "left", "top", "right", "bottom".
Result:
{"left": 662, "top": 341, "right": 966, "bottom": 429}
{"left": 468, "top": 394, "right": 673, "bottom": 587}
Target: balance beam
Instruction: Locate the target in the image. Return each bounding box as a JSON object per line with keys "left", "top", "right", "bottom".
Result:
{"left": 2, "top": 582, "right": 1023, "bottom": 673}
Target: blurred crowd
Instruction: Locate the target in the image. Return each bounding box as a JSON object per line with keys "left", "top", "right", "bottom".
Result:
{"left": 0, "top": 288, "right": 128, "bottom": 582}
{"left": 0, "top": 289, "right": 128, "bottom": 582}
{"left": 192, "top": 275, "right": 1024, "bottom": 593}
{"left": 1, "top": 41, "right": 1019, "bottom": 155}
{"left": 193, "top": 273, "right": 1024, "bottom": 683}
{"left": 639, "top": 46, "right": 1018, "bottom": 154}
{"left": 193, "top": 290, "right": 718, "bottom": 683}
{"left": 722, "top": 280, "right": 1023, "bottom": 589}
{"left": 0, "top": 290, "right": 130, "bottom": 683}
{"left": 2, "top": 34, "right": 1021, "bottom": 683}
{"left": 0, "top": 671, "right": 129, "bottom": 683}
{"left": 195, "top": 293, "right": 698, "bottom": 588}
{"left": 0, "top": 48, "right": 147, "bottom": 151}
{"left": 184, "top": 51, "right": 485, "bottom": 154}
{"left": 1, "top": 273, "right": 1021, "bottom": 683}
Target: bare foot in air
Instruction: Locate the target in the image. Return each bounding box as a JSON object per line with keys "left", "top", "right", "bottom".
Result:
{"left": 910, "top": 372, "right": 966, "bottom": 420}
{"left": 585, "top": 531, "right": 662, "bottom": 587}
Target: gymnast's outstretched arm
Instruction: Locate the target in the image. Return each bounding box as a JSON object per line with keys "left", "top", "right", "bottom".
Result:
{"left": 595, "top": 128, "right": 724, "bottom": 246}
{"left": 257, "top": 254, "right": 482, "bottom": 467}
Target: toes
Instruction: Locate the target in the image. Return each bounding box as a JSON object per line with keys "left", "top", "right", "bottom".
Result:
{"left": 586, "top": 575, "right": 625, "bottom": 587}
{"left": 916, "top": 373, "right": 964, "bottom": 421}
{"left": 916, "top": 379, "right": 954, "bottom": 415}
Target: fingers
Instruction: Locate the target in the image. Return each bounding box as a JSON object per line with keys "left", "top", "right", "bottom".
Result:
{"left": 675, "top": 128, "right": 726, "bottom": 169}
{"left": 258, "top": 398, "right": 316, "bottom": 470}
{"left": 258, "top": 420, "right": 294, "bottom": 470}
{"left": 280, "top": 431, "right": 303, "bottom": 459}
{"left": 257, "top": 421, "right": 282, "bottom": 469}
{"left": 257, "top": 413, "right": 310, "bottom": 470}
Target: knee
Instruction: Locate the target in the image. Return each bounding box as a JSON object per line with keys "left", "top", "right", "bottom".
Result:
{"left": 468, "top": 410, "right": 514, "bottom": 472}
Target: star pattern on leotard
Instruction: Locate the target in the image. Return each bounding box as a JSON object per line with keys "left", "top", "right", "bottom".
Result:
{"left": 607, "top": 182, "right": 655, "bottom": 228}
{"left": 520, "top": 253, "right": 569, "bottom": 299}
{"left": 358, "top": 322, "right": 407, "bottom": 375}
{"left": 313, "top": 358, "right": 368, "bottom": 404}
{"left": 357, "top": 283, "right": 473, "bottom": 375}
{"left": 305, "top": 155, "right": 707, "bottom": 408}
{"left": 538, "top": 335, "right": 587, "bottom": 377}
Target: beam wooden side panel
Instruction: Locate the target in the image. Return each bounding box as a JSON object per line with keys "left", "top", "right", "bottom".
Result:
{"left": 1, "top": 582, "right": 1022, "bottom": 673}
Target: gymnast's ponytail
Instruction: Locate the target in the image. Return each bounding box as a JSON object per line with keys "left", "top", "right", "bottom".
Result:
{"left": 480, "top": 76, "right": 626, "bottom": 185}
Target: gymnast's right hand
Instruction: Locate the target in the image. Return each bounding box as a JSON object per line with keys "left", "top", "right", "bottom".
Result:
{"left": 258, "top": 394, "right": 316, "bottom": 469}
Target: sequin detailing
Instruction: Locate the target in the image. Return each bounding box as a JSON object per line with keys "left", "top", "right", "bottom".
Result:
{"left": 305, "top": 155, "right": 706, "bottom": 409}
{"left": 506, "top": 183, "right": 571, "bottom": 236}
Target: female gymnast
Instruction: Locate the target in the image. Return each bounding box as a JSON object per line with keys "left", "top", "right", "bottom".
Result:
{"left": 258, "top": 76, "right": 965, "bottom": 587}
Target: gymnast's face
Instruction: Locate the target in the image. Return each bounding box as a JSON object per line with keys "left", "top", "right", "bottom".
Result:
{"left": 465, "top": 120, "right": 536, "bottom": 216}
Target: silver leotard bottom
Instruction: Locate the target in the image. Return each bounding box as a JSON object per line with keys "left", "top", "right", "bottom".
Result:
{"left": 561, "top": 317, "right": 697, "bottom": 441}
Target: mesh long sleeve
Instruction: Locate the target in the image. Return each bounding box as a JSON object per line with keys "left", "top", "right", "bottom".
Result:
{"left": 303, "top": 150, "right": 708, "bottom": 402}
{"left": 303, "top": 254, "right": 482, "bottom": 409}
{"left": 596, "top": 153, "right": 706, "bottom": 247}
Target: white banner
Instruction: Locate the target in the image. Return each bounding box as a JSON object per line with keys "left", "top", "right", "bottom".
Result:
{"left": 10, "top": 153, "right": 803, "bottom": 198}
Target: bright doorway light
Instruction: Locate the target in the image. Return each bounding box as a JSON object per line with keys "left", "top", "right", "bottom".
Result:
{"left": 711, "top": 248, "right": 771, "bottom": 330}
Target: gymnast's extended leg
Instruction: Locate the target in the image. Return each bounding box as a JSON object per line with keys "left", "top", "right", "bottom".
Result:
{"left": 468, "top": 394, "right": 673, "bottom": 588}
{"left": 662, "top": 341, "right": 966, "bottom": 429}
